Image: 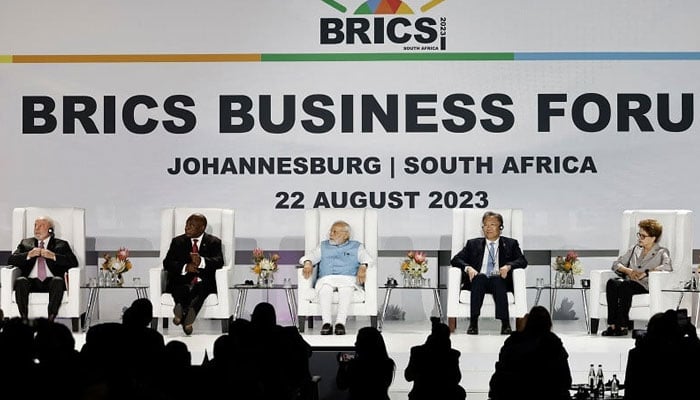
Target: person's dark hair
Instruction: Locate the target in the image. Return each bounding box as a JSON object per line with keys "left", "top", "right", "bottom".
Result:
{"left": 523, "top": 305, "right": 553, "bottom": 334}
{"left": 426, "top": 316, "right": 451, "bottom": 349}
{"left": 639, "top": 219, "right": 662, "bottom": 242}
{"left": 189, "top": 213, "right": 207, "bottom": 227}
{"left": 251, "top": 302, "right": 277, "bottom": 330}
{"left": 482, "top": 211, "right": 504, "bottom": 228}
{"left": 355, "top": 326, "right": 390, "bottom": 361}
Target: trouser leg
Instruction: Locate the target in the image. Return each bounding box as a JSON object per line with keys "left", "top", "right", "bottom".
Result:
{"left": 318, "top": 284, "right": 334, "bottom": 324}
{"left": 470, "top": 274, "right": 488, "bottom": 319}
{"left": 490, "top": 276, "right": 510, "bottom": 322}
{"left": 14, "top": 277, "right": 30, "bottom": 318}
{"left": 47, "top": 277, "right": 66, "bottom": 316}
{"left": 335, "top": 286, "right": 354, "bottom": 325}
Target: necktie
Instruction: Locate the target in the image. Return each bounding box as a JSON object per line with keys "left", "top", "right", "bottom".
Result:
{"left": 191, "top": 239, "right": 199, "bottom": 284}
{"left": 486, "top": 242, "right": 496, "bottom": 276}
{"left": 37, "top": 240, "right": 47, "bottom": 281}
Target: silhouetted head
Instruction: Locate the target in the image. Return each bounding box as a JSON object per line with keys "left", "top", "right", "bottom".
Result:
{"left": 122, "top": 298, "right": 153, "bottom": 328}
{"left": 426, "top": 316, "right": 451, "bottom": 349}
{"left": 355, "top": 326, "right": 389, "bottom": 360}
{"left": 523, "top": 305, "right": 553, "bottom": 335}
{"left": 251, "top": 302, "right": 277, "bottom": 330}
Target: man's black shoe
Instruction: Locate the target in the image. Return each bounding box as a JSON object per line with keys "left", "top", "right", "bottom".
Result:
{"left": 467, "top": 324, "right": 479, "bottom": 335}
{"left": 334, "top": 323, "right": 346, "bottom": 335}
{"left": 500, "top": 325, "right": 512, "bottom": 335}
{"left": 320, "top": 323, "right": 333, "bottom": 335}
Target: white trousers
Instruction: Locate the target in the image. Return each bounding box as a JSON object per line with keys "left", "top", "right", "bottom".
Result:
{"left": 316, "top": 275, "right": 356, "bottom": 325}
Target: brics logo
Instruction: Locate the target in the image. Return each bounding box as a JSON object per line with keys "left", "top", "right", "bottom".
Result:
{"left": 320, "top": 0, "right": 448, "bottom": 50}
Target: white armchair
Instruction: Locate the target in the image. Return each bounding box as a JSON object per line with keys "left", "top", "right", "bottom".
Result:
{"left": 447, "top": 209, "right": 527, "bottom": 332}
{"left": 1, "top": 207, "right": 85, "bottom": 332}
{"left": 589, "top": 209, "right": 693, "bottom": 334}
{"left": 149, "top": 207, "right": 235, "bottom": 333}
{"left": 296, "top": 208, "right": 378, "bottom": 332}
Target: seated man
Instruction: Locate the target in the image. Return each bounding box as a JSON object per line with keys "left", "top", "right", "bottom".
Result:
{"left": 300, "top": 220, "right": 372, "bottom": 335}
{"left": 8, "top": 216, "right": 78, "bottom": 321}
{"left": 162, "top": 213, "right": 224, "bottom": 335}
{"left": 450, "top": 211, "right": 528, "bottom": 335}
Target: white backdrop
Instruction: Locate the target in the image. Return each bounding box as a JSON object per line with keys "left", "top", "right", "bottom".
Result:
{"left": 1, "top": 1, "right": 699, "bottom": 252}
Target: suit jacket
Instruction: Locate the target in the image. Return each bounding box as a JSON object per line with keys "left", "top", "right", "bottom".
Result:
{"left": 8, "top": 237, "right": 78, "bottom": 278}
{"left": 450, "top": 236, "right": 527, "bottom": 292}
{"left": 163, "top": 232, "right": 224, "bottom": 294}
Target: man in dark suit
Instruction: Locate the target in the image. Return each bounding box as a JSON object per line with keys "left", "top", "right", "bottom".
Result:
{"left": 8, "top": 216, "right": 78, "bottom": 321}
{"left": 163, "top": 213, "right": 224, "bottom": 335}
{"left": 450, "top": 211, "right": 527, "bottom": 335}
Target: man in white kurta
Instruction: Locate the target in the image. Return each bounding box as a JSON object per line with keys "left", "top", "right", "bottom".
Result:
{"left": 299, "top": 220, "right": 372, "bottom": 335}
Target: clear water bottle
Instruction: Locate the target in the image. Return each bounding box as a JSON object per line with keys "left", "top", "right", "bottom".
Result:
{"left": 596, "top": 365, "right": 605, "bottom": 397}
{"left": 611, "top": 374, "right": 620, "bottom": 398}
{"left": 588, "top": 364, "right": 596, "bottom": 391}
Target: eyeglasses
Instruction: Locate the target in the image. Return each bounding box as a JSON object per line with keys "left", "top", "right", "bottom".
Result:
{"left": 636, "top": 232, "right": 650, "bottom": 239}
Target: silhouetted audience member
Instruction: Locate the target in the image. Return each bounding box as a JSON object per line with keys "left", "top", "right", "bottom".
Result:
{"left": 34, "top": 318, "right": 81, "bottom": 398}
{"left": 0, "top": 317, "right": 37, "bottom": 388}
{"left": 122, "top": 298, "right": 166, "bottom": 395}
{"left": 489, "top": 306, "right": 572, "bottom": 400}
{"left": 251, "top": 302, "right": 312, "bottom": 400}
{"left": 337, "top": 326, "right": 395, "bottom": 400}
{"left": 624, "top": 309, "right": 700, "bottom": 399}
{"left": 405, "top": 317, "right": 466, "bottom": 400}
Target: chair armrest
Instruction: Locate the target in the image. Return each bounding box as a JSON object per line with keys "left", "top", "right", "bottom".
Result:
{"left": 363, "top": 264, "right": 378, "bottom": 311}
{"left": 446, "top": 267, "right": 463, "bottom": 318}
{"left": 297, "top": 266, "right": 316, "bottom": 301}
{"left": 149, "top": 267, "right": 166, "bottom": 300}
{"left": 589, "top": 269, "right": 616, "bottom": 319}
{"left": 214, "top": 266, "right": 233, "bottom": 310}
{"left": 648, "top": 270, "right": 673, "bottom": 314}
{"left": 1, "top": 267, "right": 21, "bottom": 311}
{"left": 512, "top": 268, "right": 527, "bottom": 318}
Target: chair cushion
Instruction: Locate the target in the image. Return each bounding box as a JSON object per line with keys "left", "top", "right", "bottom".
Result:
{"left": 303, "top": 289, "right": 366, "bottom": 304}
{"left": 459, "top": 290, "right": 515, "bottom": 305}
{"left": 159, "top": 293, "right": 220, "bottom": 307}
{"left": 11, "top": 292, "right": 69, "bottom": 305}
{"left": 597, "top": 292, "right": 650, "bottom": 307}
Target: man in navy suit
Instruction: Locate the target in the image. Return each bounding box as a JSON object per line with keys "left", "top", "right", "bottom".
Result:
{"left": 450, "top": 211, "right": 528, "bottom": 335}
{"left": 163, "top": 213, "right": 224, "bottom": 335}
{"left": 8, "top": 216, "right": 78, "bottom": 321}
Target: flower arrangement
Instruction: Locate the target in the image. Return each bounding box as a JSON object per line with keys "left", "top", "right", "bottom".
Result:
{"left": 102, "top": 247, "right": 133, "bottom": 275}
{"left": 553, "top": 251, "right": 583, "bottom": 275}
{"left": 401, "top": 251, "right": 428, "bottom": 277}
{"left": 251, "top": 248, "right": 280, "bottom": 276}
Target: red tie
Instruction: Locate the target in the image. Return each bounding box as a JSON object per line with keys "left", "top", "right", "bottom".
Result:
{"left": 191, "top": 239, "right": 199, "bottom": 284}
{"left": 37, "top": 240, "right": 47, "bottom": 281}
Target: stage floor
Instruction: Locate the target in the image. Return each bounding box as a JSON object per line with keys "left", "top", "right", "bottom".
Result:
{"left": 70, "top": 316, "right": 648, "bottom": 400}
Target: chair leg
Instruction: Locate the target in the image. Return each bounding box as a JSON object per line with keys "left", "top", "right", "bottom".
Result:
{"left": 162, "top": 317, "right": 168, "bottom": 330}
{"left": 590, "top": 318, "right": 599, "bottom": 334}
{"left": 298, "top": 316, "right": 306, "bottom": 332}
{"left": 448, "top": 317, "right": 457, "bottom": 333}
{"left": 71, "top": 317, "right": 80, "bottom": 333}
{"left": 221, "top": 319, "right": 229, "bottom": 333}
{"left": 370, "top": 315, "right": 378, "bottom": 328}
{"left": 515, "top": 317, "right": 526, "bottom": 332}
{"left": 307, "top": 317, "right": 314, "bottom": 329}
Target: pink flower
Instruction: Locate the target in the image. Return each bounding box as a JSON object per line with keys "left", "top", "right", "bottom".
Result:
{"left": 117, "top": 247, "right": 129, "bottom": 261}
{"left": 413, "top": 251, "right": 427, "bottom": 264}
